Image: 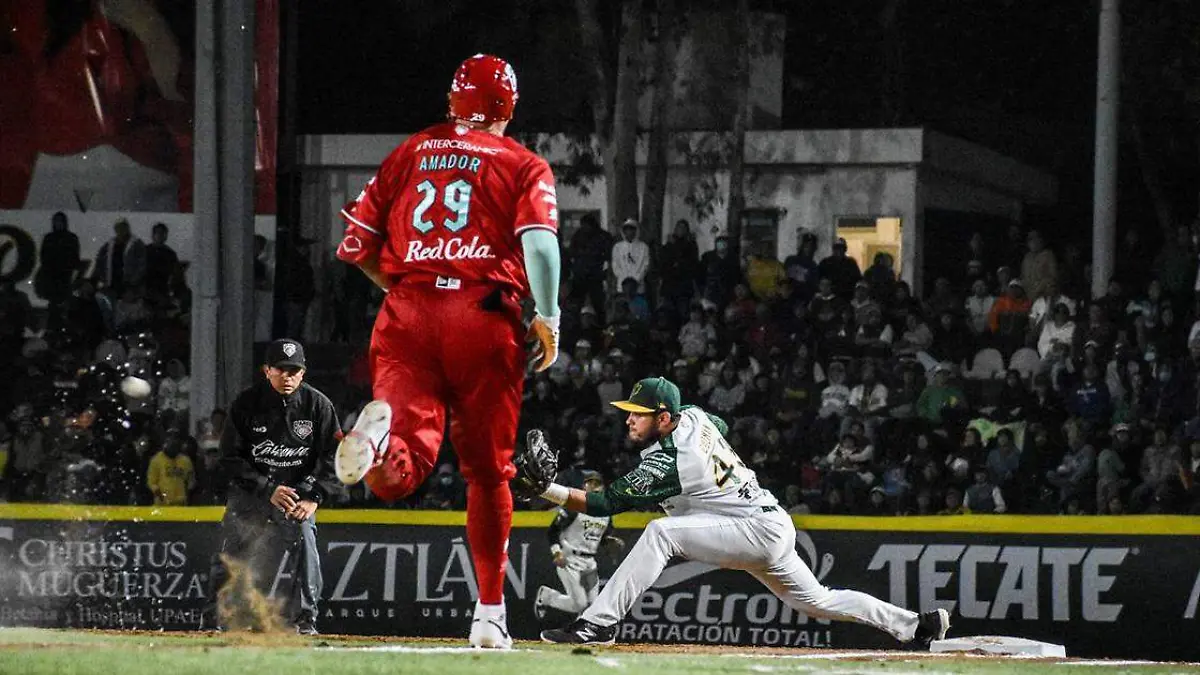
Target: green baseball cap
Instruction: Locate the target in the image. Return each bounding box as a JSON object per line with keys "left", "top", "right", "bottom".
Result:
{"left": 611, "top": 377, "right": 681, "bottom": 415}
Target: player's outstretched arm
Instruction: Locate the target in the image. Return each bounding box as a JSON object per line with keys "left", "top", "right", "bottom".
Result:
{"left": 522, "top": 230, "right": 562, "bottom": 371}
{"left": 541, "top": 451, "right": 682, "bottom": 517}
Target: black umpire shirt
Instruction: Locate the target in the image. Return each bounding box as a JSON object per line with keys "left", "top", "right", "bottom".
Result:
{"left": 220, "top": 380, "right": 342, "bottom": 505}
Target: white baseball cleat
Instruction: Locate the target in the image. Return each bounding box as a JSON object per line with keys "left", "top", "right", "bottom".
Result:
{"left": 335, "top": 400, "right": 391, "bottom": 485}
{"left": 469, "top": 601, "right": 513, "bottom": 650}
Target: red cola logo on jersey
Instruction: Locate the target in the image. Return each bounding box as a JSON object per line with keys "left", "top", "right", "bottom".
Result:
{"left": 404, "top": 236, "right": 495, "bottom": 263}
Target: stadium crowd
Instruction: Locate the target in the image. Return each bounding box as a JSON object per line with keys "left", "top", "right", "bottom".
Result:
{"left": 3, "top": 211, "right": 1200, "bottom": 515}
{"left": 519, "top": 216, "right": 1200, "bottom": 516}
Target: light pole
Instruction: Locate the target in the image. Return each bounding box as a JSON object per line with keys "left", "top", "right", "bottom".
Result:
{"left": 1092, "top": 0, "right": 1120, "bottom": 299}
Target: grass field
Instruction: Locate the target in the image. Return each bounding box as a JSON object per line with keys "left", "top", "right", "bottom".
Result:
{"left": 1, "top": 629, "right": 1198, "bottom": 675}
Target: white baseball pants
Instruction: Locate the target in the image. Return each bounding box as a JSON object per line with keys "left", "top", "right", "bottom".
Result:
{"left": 540, "top": 555, "right": 600, "bottom": 615}
{"left": 580, "top": 511, "right": 919, "bottom": 641}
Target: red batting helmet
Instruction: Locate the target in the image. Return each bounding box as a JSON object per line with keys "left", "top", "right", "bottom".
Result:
{"left": 448, "top": 54, "right": 519, "bottom": 124}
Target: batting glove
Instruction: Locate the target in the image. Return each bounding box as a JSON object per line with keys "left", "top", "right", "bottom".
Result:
{"left": 527, "top": 312, "right": 560, "bottom": 372}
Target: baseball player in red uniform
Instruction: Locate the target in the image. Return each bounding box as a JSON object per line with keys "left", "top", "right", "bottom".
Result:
{"left": 332, "top": 54, "right": 561, "bottom": 649}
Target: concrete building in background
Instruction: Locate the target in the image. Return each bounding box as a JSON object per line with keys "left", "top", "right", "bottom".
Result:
{"left": 296, "top": 127, "right": 1055, "bottom": 297}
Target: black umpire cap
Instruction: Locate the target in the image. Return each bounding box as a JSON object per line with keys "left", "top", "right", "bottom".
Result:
{"left": 265, "top": 339, "right": 306, "bottom": 370}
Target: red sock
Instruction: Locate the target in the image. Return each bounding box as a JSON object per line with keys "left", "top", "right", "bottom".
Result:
{"left": 466, "top": 482, "right": 512, "bottom": 605}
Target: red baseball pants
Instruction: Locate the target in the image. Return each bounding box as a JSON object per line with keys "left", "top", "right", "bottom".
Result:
{"left": 364, "top": 276, "right": 524, "bottom": 605}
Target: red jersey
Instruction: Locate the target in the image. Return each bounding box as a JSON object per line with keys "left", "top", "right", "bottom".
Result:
{"left": 336, "top": 122, "right": 558, "bottom": 294}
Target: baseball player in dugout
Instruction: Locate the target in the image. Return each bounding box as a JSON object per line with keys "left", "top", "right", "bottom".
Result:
{"left": 534, "top": 471, "right": 625, "bottom": 621}
{"left": 333, "top": 54, "right": 561, "bottom": 648}
{"left": 206, "top": 339, "right": 342, "bottom": 634}
{"left": 514, "top": 377, "right": 952, "bottom": 647}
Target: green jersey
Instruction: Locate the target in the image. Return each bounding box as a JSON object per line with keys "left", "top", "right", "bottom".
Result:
{"left": 585, "top": 406, "right": 779, "bottom": 518}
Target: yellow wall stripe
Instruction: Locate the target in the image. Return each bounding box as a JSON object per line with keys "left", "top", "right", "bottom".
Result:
{"left": 0, "top": 504, "right": 1197, "bottom": 535}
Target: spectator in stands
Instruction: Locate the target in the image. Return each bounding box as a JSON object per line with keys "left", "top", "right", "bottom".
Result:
{"left": 1144, "top": 304, "right": 1187, "bottom": 364}
{"left": 1020, "top": 230, "right": 1058, "bottom": 300}
{"left": 1037, "top": 302, "right": 1077, "bottom": 359}
{"left": 1046, "top": 422, "right": 1096, "bottom": 508}
{"left": 8, "top": 415, "right": 46, "bottom": 500}
{"left": 894, "top": 312, "right": 934, "bottom": 358}
{"left": 820, "top": 433, "right": 874, "bottom": 508}
{"left": 924, "top": 277, "right": 958, "bottom": 319}
{"left": 568, "top": 213, "right": 613, "bottom": 318}
{"left": 885, "top": 282, "right": 921, "bottom": 333}
{"left": 783, "top": 232, "right": 819, "bottom": 300}
{"left": 986, "top": 428, "right": 1021, "bottom": 488}
{"left": 989, "top": 279, "right": 1032, "bottom": 355}
{"left": 965, "top": 258, "right": 987, "bottom": 290}
{"left": 658, "top": 219, "right": 700, "bottom": 315}
{"left": 1029, "top": 279, "right": 1077, "bottom": 333}
{"left": 146, "top": 434, "right": 194, "bottom": 505}
{"left": 93, "top": 218, "right": 147, "bottom": 297}
{"left": 561, "top": 363, "right": 601, "bottom": 421}
{"left": 818, "top": 237, "right": 862, "bottom": 300}
{"left": 854, "top": 305, "right": 894, "bottom": 362}
{"left": 965, "top": 232, "right": 989, "bottom": 278}
{"left": 595, "top": 362, "right": 624, "bottom": 413}
{"left": 1115, "top": 228, "right": 1152, "bottom": 291}
{"left": 197, "top": 408, "right": 225, "bottom": 452}
{"left": 678, "top": 306, "right": 712, "bottom": 360}
{"left": 931, "top": 311, "right": 973, "bottom": 368}
{"left": 809, "top": 277, "right": 842, "bottom": 332}
{"left": 745, "top": 241, "right": 785, "bottom": 302}
{"left": 818, "top": 360, "right": 852, "bottom": 423}
{"left": 1154, "top": 225, "right": 1196, "bottom": 297}
{"left": 1002, "top": 224, "right": 1026, "bottom": 274}
{"left": 863, "top": 251, "right": 897, "bottom": 304}
{"left": 283, "top": 238, "right": 317, "bottom": 341}
{"left": 145, "top": 222, "right": 179, "bottom": 299}
{"left": 35, "top": 211, "right": 81, "bottom": 321}
{"left": 157, "top": 359, "right": 190, "bottom": 428}
{"left": 845, "top": 361, "right": 888, "bottom": 442}
{"left": 850, "top": 281, "right": 879, "bottom": 325}
{"left": 939, "top": 487, "right": 967, "bottom": 515}
{"left": 994, "top": 370, "right": 1032, "bottom": 422}
{"left": 965, "top": 467, "right": 1006, "bottom": 513}
{"left": 724, "top": 283, "right": 758, "bottom": 334}
{"left": 1070, "top": 364, "right": 1112, "bottom": 425}
{"left": 700, "top": 235, "right": 742, "bottom": 308}
{"left": 1132, "top": 428, "right": 1182, "bottom": 511}
{"left": 611, "top": 218, "right": 651, "bottom": 293}
{"left": 709, "top": 365, "right": 746, "bottom": 417}
{"left": 1125, "top": 279, "right": 1167, "bottom": 335}
{"left": 1096, "top": 424, "right": 1131, "bottom": 513}
{"left": 917, "top": 363, "right": 967, "bottom": 425}
{"left": 964, "top": 278, "right": 995, "bottom": 337}
{"left": 619, "top": 278, "right": 650, "bottom": 323}
{"left": 113, "top": 285, "right": 153, "bottom": 334}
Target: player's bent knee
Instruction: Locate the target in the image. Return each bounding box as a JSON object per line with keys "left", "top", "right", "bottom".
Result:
{"left": 641, "top": 519, "right": 674, "bottom": 546}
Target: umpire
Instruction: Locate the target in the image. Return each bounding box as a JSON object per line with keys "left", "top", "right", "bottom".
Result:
{"left": 206, "top": 339, "right": 341, "bottom": 634}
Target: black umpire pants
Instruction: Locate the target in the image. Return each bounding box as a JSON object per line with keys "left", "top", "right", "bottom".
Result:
{"left": 206, "top": 489, "right": 323, "bottom": 629}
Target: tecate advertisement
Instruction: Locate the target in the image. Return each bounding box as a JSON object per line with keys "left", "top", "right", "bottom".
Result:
{"left": 0, "top": 517, "right": 1196, "bottom": 660}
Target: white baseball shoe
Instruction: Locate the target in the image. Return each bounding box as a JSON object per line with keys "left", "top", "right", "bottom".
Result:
{"left": 335, "top": 400, "right": 391, "bottom": 485}
{"left": 534, "top": 586, "right": 549, "bottom": 620}
{"left": 468, "top": 601, "right": 513, "bottom": 650}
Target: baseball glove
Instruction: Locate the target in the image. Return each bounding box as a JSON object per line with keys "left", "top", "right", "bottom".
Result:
{"left": 513, "top": 429, "right": 559, "bottom": 501}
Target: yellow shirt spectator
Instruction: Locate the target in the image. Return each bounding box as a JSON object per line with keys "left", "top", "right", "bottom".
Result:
{"left": 147, "top": 449, "right": 195, "bottom": 505}
{"left": 746, "top": 255, "right": 785, "bottom": 301}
